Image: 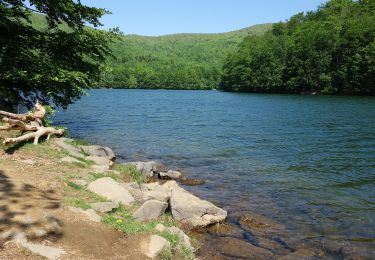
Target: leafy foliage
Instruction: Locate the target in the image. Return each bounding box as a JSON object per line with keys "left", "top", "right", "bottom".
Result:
{"left": 221, "top": 0, "right": 375, "bottom": 95}
{"left": 0, "top": 0, "right": 116, "bottom": 109}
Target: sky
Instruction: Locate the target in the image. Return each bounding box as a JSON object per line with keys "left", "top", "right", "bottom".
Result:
{"left": 81, "top": 0, "right": 328, "bottom": 36}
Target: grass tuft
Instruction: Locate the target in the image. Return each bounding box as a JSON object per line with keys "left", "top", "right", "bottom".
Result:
{"left": 64, "top": 197, "right": 91, "bottom": 209}
{"left": 113, "top": 164, "right": 146, "bottom": 184}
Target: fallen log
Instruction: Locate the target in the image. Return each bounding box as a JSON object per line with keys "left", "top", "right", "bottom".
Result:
{"left": 0, "top": 101, "right": 64, "bottom": 145}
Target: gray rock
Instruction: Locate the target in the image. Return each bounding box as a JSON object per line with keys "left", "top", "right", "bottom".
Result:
{"left": 87, "top": 177, "right": 135, "bottom": 205}
{"left": 142, "top": 235, "right": 171, "bottom": 259}
{"left": 133, "top": 200, "right": 168, "bottom": 222}
{"left": 128, "top": 161, "right": 166, "bottom": 177}
{"left": 121, "top": 182, "right": 146, "bottom": 203}
{"left": 143, "top": 184, "right": 171, "bottom": 203}
{"left": 159, "top": 170, "right": 182, "bottom": 179}
{"left": 91, "top": 201, "right": 118, "bottom": 213}
{"left": 20, "top": 241, "right": 66, "bottom": 260}
{"left": 165, "top": 181, "right": 227, "bottom": 228}
{"left": 167, "top": 226, "right": 193, "bottom": 250}
{"left": 86, "top": 155, "right": 113, "bottom": 167}
{"left": 80, "top": 145, "right": 116, "bottom": 161}
{"left": 53, "top": 138, "right": 85, "bottom": 158}
{"left": 59, "top": 156, "right": 82, "bottom": 164}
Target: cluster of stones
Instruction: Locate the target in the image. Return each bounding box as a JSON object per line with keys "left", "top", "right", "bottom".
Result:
{"left": 53, "top": 137, "right": 227, "bottom": 259}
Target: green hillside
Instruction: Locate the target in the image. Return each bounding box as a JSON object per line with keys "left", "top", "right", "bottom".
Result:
{"left": 29, "top": 13, "right": 272, "bottom": 89}
{"left": 104, "top": 24, "right": 272, "bottom": 89}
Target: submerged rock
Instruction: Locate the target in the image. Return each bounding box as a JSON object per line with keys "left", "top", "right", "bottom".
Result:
{"left": 87, "top": 177, "right": 135, "bottom": 205}
{"left": 180, "top": 177, "right": 205, "bottom": 186}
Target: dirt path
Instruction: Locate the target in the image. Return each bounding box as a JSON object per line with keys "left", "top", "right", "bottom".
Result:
{"left": 0, "top": 145, "right": 147, "bottom": 259}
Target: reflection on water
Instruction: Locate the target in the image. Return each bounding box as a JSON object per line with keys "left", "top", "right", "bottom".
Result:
{"left": 55, "top": 89, "right": 375, "bottom": 258}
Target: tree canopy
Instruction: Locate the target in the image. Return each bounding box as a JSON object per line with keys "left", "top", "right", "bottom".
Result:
{"left": 0, "top": 0, "right": 115, "bottom": 109}
{"left": 221, "top": 0, "right": 375, "bottom": 95}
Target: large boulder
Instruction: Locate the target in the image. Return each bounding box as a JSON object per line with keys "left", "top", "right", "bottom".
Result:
{"left": 133, "top": 200, "right": 168, "bottom": 222}
{"left": 87, "top": 177, "right": 135, "bottom": 205}
{"left": 164, "top": 181, "right": 227, "bottom": 228}
{"left": 79, "top": 145, "right": 116, "bottom": 161}
{"left": 142, "top": 235, "right": 170, "bottom": 259}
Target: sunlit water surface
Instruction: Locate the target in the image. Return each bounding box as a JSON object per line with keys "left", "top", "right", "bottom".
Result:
{"left": 55, "top": 89, "right": 375, "bottom": 257}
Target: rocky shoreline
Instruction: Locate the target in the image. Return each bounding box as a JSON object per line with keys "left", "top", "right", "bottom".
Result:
{"left": 53, "top": 137, "right": 227, "bottom": 259}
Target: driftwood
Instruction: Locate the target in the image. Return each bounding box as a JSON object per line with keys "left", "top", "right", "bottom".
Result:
{"left": 0, "top": 101, "right": 64, "bottom": 145}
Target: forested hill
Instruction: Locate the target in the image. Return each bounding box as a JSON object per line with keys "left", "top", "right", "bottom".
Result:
{"left": 103, "top": 24, "right": 272, "bottom": 89}
{"left": 30, "top": 13, "right": 271, "bottom": 90}
{"left": 221, "top": 0, "right": 375, "bottom": 95}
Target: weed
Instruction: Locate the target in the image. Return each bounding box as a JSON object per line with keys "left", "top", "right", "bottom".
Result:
{"left": 113, "top": 163, "right": 146, "bottom": 184}
{"left": 64, "top": 197, "right": 91, "bottom": 209}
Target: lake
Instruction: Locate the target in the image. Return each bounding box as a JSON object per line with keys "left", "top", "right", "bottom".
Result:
{"left": 54, "top": 89, "right": 375, "bottom": 258}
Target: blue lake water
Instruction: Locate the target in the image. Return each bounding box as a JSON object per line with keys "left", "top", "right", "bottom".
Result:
{"left": 55, "top": 89, "right": 375, "bottom": 257}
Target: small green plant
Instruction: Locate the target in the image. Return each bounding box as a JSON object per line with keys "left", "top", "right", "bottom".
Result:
{"left": 102, "top": 207, "right": 157, "bottom": 235}
{"left": 64, "top": 197, "right": 91, "bottom": 209}
{"left": 65, "top": 172, "right": 80, "bottom": 179}
{"left": 160, "top": 231, "right": 180, "bottom": 249}
{"left": 113, "top": 164, "right": 146, "bottom": 184}
{"left": 71, "top": 139, "right": 90, "bottom": 147}
{"left": 181, "top": 245, "right": 195, "bottom": 260}
{"left": 42, "top": 105, "right": 56, "bottom": 127}
{"left": 160, "top": 248, "right": 173, "bottom": 260}
{"left": 67, "top": 181, "right": 85, "bottom": 191}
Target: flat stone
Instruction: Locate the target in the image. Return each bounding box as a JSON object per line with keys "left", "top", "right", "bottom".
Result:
{"left": 53, "top": 138, "right": 85, "bottom": 158}
{"left": 91, "top": 201, "right": 119, "bottom": 213}
{"left": 87, "top": 177, "right": 135, "bottom": 205}
{"left": 59, "top": 156, "right": 82, "bottom": 164}
{"left": 20, "top": 241, "right": 66, "bottom": 260}
{"left": 159, "top": 170, "right": 182, "bottom": 179}
{"left": 133, "top": 200, "right": 168, "bottom": 222}
{"left": 142, "top": 235, "right": 170, "bottom": 259}
{"left": 79, "top": 145, "right": 116, "bottom": 161}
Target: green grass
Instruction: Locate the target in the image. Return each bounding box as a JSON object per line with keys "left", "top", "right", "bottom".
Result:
{"left": 113, "top": 163, "right": 146, "bottom": 184}
{"left": 64, "top": 197, "right": 91, "bottom": 209}
{"left": 89, "top": 171, "right": 120, "bottom": 181}
{"left": 102, "top": 207, "right": 157, "bottom": 235}
{"left": 67, "top": 181, "right": 85, "bottom": 191}
{"left": 180, "top": 245, "right": 195, "bottom": 260}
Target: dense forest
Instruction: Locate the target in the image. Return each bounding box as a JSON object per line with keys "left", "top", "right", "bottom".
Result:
{"left": 30, "top": 13, "right": 271, "bottom": 90}
{"left": 221, "top": 0, "right": 375, "bottom": 95}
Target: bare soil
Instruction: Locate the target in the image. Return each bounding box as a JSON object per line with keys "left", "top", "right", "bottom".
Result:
{"left": 0, "top": 139, "right": 147, "bottom": 259}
